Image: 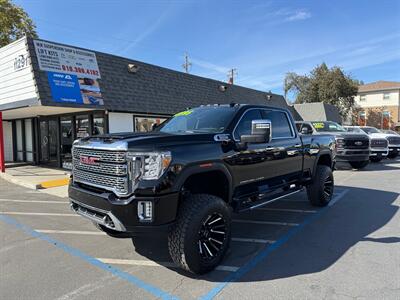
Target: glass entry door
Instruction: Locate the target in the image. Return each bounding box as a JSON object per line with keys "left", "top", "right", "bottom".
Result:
{"left": 39, "top": 118, "right": 59, "bottom": 166}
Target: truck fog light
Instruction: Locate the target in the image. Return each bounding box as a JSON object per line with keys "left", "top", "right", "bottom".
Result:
{"left": 138, "top": 201, "right": 153, "bottom": 222}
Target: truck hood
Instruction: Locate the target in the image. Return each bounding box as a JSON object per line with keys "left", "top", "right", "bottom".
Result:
{"left": 368, "top": 132, "right": 395, "bottom": 139}
{"left": 76, "top": 131, "right": 218, "bottom": 150}
{"left": 316, "top": 131, "right": 369, "bottom": 139}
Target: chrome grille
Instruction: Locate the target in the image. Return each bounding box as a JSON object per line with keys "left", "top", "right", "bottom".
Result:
{"left": 343, "top": 139, "right": 369, "bottom": 149}
{"left": 371, "top": 139, "right": 388, "bottom": 148}
{"left": 73, "top": 169, "right": 128, "bottom": 195}
{"left": 72, "top": 146, "right": 129, "bottom": 196}
{"left": 73, "top": 147, "right": 126, "bottom": 163}
{"left": 388, "top": 136, "right": 400, "bottom": 145}
{"left": 73, "top": 160, "right": 127, "bottom": 176}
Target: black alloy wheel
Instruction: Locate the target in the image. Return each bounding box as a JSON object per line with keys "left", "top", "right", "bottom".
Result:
{"left": 323, "top": 175, "right": 334, "bottom": 199}
{"left": 198, "top": 213, "right": 227, "bottom": 259}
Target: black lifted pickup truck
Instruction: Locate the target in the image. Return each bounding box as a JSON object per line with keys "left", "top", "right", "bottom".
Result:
{"left": 69, "top": 104, "right": 336, "bottom": 274}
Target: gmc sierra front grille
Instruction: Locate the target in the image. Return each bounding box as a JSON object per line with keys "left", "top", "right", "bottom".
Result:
{"left": 72, "top": 147, "right": 129, "bottom": 196}
{"left": 73, "top": 168, "right": 128, "bottom": 195}
{"left": 343, "top": 139, "right": 369, "bottom": 149}
{"left": 73, "top": 160, "right": 127, "bottom": 176}
{"left": 73, "top": 148, "right": 126, "bottom": 163}
{"left": 387, "top": 137, "right": 400, "bottom": 145}
{"left": 370, "top": 139, "right": 388, "bottom": 148}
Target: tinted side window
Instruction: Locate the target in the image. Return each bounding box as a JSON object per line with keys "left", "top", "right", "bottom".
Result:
{"left": 302, "top": 123, "right": 313, "bottom": 133}
{"left": 234, "top": 109, "right": 262, "bottom": 140}
{"left": 261, "top": 110, "right": 293, "bottom": 138}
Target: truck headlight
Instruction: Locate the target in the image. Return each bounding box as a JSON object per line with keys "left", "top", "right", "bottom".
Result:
{"left": 127, "top": 151, "right": 172, "bottom": 180}
{"left": 336, "top": 138, "right": 345, "bottom": 149}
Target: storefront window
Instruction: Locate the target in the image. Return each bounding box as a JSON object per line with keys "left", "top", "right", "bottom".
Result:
{"left": 93, "top": 113, "right": 105, "bottom": 135}
{"left": 76, "top": 115, "right": 90, "bottom": 138}
{"left": 61, "top": 117, "right": 73, "bottom": 169}
{"left": 134, "top": 116, "right": 167, "bottom": 132}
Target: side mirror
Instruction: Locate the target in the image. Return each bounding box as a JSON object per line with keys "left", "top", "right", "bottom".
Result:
{"left": 240, "top": 119, "right": 272, "bottom": 144}
{"left": 301, "top": 127, "right": 311, "bottom": 135}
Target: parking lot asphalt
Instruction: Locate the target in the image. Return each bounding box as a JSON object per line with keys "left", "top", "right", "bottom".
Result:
{"left": 1, "top": 159, "right": 399, "bottom": 300}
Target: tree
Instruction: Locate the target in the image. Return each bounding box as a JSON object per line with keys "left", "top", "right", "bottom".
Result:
{"left": 284, "top": 63, "right": 359, "bottom": 118}
{"left": 0, "top": 0, "right": 37, "bottom": 47}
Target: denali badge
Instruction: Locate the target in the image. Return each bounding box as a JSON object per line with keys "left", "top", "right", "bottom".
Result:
{"left": 80, "top": 156, "right": 100, "bottom": 165}
{"left": 355, "top": 141, "right": 363, "bottom": 146}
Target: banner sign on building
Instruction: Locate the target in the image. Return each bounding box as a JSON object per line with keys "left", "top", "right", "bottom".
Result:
{"left": 33, "top": 40, "right": 101, "bottom": 79}
{"left": 47, "top": 72, "right": 104, "bottom": 105}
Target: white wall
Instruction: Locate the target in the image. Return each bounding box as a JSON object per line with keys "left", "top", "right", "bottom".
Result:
{"left": 108, "top": 112, "right": 134, "bottom": 133}
{"left": 355, "top": 90, "right": 400, "bottom": 108}
{"left": 2, "top": 121, "right": 13, "bottom": 162}
{"left": 0, "top": 37, "right": 37, "bottom": 107}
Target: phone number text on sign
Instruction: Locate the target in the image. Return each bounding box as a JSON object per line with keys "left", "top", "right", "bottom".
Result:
{"left": 61, "top": 65, "right": 100, "bottom": 77}
{"left": 33, "top": 39, "right": 101, "bottom": 79}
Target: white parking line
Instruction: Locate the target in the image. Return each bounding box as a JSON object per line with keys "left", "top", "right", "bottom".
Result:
{"left": 0, "top": 212, "right": 78, "bottom": 216}
{"left": 231, "top": 237, "right": 275, "bottom": 244}
{"left": 256, "top": 208, "right": 317, "bottom": 213}
{"left": 36, "top": 230, "right": 106, "bottom": 235}
{"left": 97, "top": 258, "right": 239, "bottom": 272}
{"left": 34, "top": 230, "right": 276, "bottom": 244}
{"left": 232, "top": 219, "right": 299, "bottom": 226}
{"left": 0, "top": 199, "right": 69, "bottom": 204}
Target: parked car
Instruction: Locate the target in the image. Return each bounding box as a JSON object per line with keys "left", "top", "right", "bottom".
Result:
{"left": 69, "top": 104, "right": 336, "bottom": 274}
{"left": 296, "top": 121, "right": 370, "bottom": 169}
{"left": 382, "top": 129, "right": 400, "bottom": 135}
{"left": 360, "top": 126, "right": 400, "bottom": 159}
{"left": 344, "top": 126, "right": 388, "bottom": 162}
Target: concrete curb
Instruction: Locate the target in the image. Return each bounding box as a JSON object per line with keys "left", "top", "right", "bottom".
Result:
{"left": 0, "top": 172, "right": 40, "bottom": 190}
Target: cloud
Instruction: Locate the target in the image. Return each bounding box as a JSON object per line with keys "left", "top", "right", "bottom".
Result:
{"left": 191, "top": 57, "right": 230, "bottom": 74}
{"left": 117, "top": 6, "right": 173, "bottom": 54}
{"left": 284, "top": 10, "right": 312, "bottom": 22}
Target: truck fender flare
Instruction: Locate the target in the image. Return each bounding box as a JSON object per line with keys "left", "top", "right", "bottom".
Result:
{"left": 173, "top": 162, "right": 233, "bottom": 201}
{"left": 312, "top": 149, "right": 333, "bottom": 176}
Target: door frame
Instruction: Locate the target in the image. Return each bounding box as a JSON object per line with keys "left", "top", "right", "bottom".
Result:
{"left": 38, "top": 116, "right": 61, "bottom": 168}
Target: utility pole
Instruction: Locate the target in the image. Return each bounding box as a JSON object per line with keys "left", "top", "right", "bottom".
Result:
{"left": 182, "top": 53, "right": 192, "bottom": 73}
{"left": 227, "top": 68, "right": 237, "bottom": 84}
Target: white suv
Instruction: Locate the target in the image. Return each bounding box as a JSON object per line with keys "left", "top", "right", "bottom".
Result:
{"left": 360, "top": 126, "right": 400, "bottom": 159}
{"left": 344, "top": 126, "right": 389, "bottom": 162}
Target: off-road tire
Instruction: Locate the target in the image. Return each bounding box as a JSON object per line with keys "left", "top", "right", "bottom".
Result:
{"left": 349, "top": 160, "right": 369, "bottom": 169}
{"left": 387, "top": 152, "right": 398, "bottom": 159}
{"left": 370, "top": 156, "right": 383, "bottom": 163}
{"left": 168, "top": 194, "right": 231, "bottom": 274}
{"left": 307, "top": 165, "right": 334, "bottom": 207}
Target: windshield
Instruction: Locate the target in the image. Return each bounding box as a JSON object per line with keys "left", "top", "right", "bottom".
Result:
{"left": 311, "top": 121, "right": 346, "bottom": 132}
{"left": 158, "top": 106, "right": 237, "bottom": 134}
{"left": 361, "top": 127, "right": 380, "bottom": 134}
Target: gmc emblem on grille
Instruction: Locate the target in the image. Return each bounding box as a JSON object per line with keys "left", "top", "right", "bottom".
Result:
{"left": 354, "top": 141, "right": 363, "bottom": 146}
{"left": 80, "top": 156, "right": 100, "bottom": 165}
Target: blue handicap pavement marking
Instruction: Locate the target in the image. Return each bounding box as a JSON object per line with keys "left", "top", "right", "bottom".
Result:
{"left": 199, "top": 189, "right": 349, "bottom": 300}
{"left": 0, "top": 214, "right": 179, "bottom": 300}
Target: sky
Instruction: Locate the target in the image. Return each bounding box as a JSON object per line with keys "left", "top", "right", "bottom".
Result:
{"left": 15, "top": 0, "right": 400, "bottom": 99}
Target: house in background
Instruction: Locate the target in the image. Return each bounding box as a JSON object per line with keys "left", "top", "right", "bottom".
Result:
{"left": 293, "top": 102, "right": 342, "bottom": 124}
{"left": 354, "top": 81, "right": 400, "bottom": 130}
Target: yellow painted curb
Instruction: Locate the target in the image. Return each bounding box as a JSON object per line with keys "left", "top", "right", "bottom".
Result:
{"left": 39, "top": 178, "right": 70, "bottom": 189}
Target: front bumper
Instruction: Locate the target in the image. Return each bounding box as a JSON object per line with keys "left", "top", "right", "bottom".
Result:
{"left": 389, "top": 145, "right": 400, "bottom": 153}
{"left": 68, "top": 182, "right": 179, "bottom": 234}
{"left": 370, "top": 148, "right": 389, "bottom": 157}
{"left": 336, "top": 149, "right": 370, "bottom": 162}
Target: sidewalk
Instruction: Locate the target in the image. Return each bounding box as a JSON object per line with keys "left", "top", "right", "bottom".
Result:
{"left": 0, "top": 164, "right": 70, "bottom": 198}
